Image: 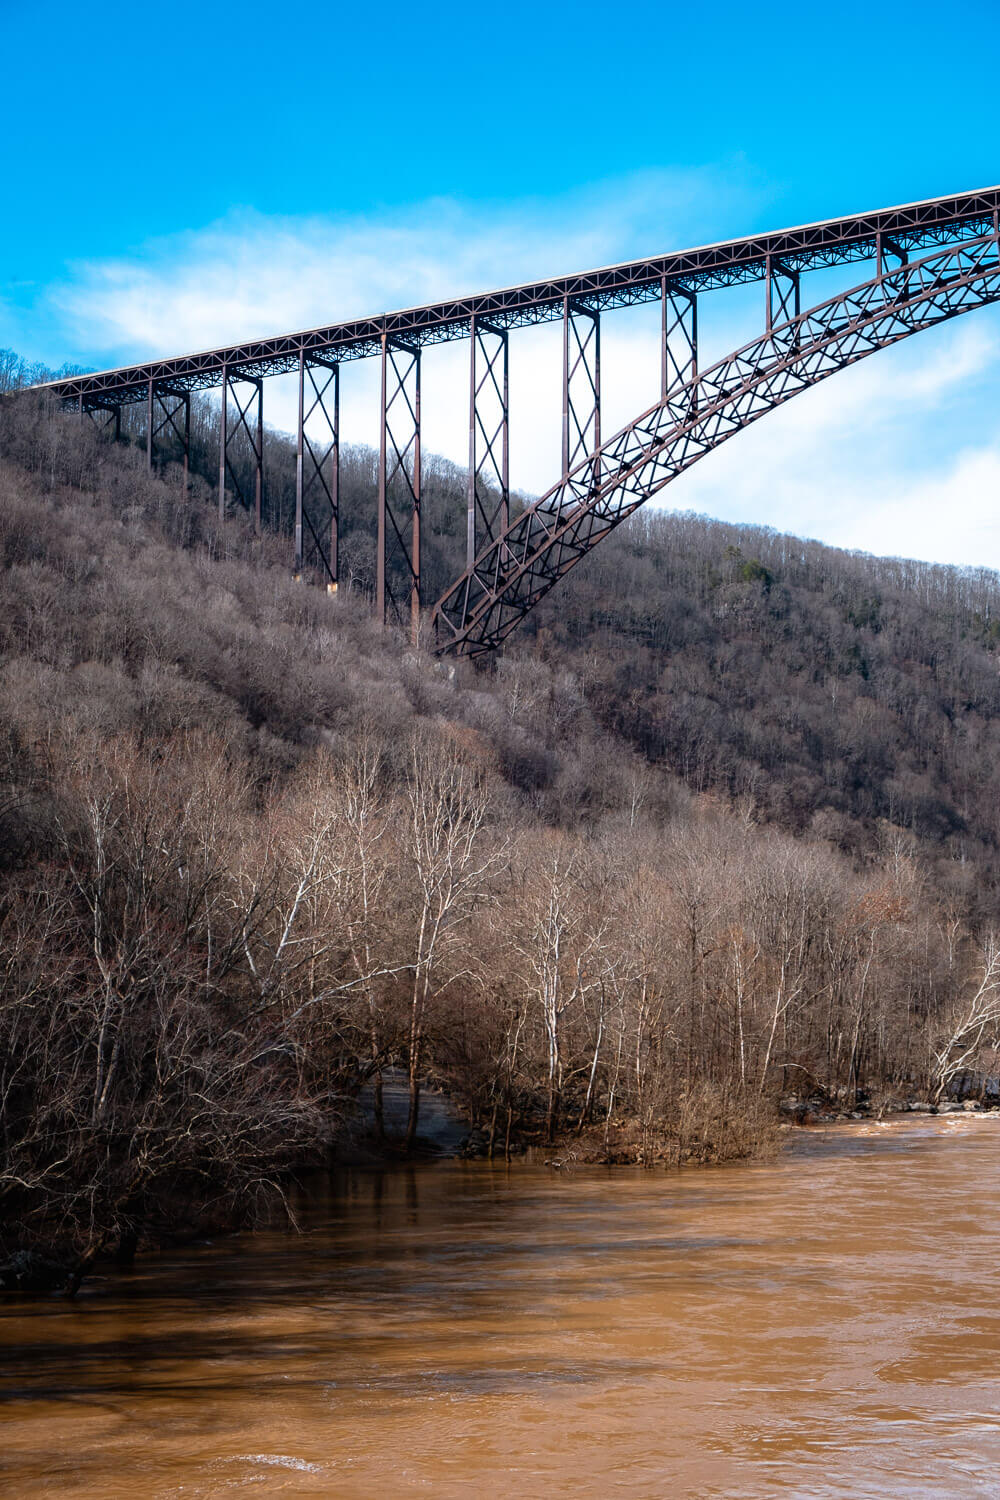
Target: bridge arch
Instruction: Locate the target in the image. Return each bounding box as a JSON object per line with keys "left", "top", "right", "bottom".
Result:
{"left": 32, "top": 186, "right": 1000, "bottom": 652}
{"left": 432, "top": 230, "right": 1000, "bottom": 658}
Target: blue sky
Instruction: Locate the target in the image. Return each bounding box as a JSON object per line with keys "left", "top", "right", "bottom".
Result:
{"left": 4, "top": 0, "right": 1000, "bottom": 566}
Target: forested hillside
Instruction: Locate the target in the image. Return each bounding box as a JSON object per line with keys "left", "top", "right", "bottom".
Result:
{"left": 530, "top": 510, "right": 1000, "bottom": 910}
{"left": 2, "top": 384, "right": 999, "bottom": 1288}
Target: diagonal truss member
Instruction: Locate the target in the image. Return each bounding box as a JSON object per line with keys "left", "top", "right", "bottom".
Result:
{"left": 433, "top": 229, "right": 1000, "bottom": 657}
{"left": 295, "top": 353, "right": 339, "bottom": 589}
{"left": 467, "top": 316, "right": 509, "bottom": 567}
{"left": 146, "top": 379, "right": 190, "bottom": 486}
{"left": 661, "top": 277, "right": 698, "bottom": 404}
{"left": 81, "top": 398, "right": 121, "bottom": 441}
{"left": 377, "top": 335, "right": 421, "bottom": 642}
{"left": 218, "top": 365, "right": 263, "bottom": 529}
{"left": 766, "top": 255, "right": 800, "bottom": 335}
{"left": 562, "top": 297, "right": 600, "bottom": 482}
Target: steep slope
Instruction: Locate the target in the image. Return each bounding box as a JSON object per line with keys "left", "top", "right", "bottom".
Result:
{"left": 527, "top": 509, "right": 1000, "bottom": 906}
{"left": 1, "top": 391, "right": 997, "bottom": 1284}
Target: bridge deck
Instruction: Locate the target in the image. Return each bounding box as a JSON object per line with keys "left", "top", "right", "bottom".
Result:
{"left": 35, "top": 185, "right": 1000, "bottom": 408}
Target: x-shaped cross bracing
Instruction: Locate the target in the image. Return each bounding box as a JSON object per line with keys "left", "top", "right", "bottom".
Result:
{"left": 433, "top": 230, "right": 1000, "bottom": 657}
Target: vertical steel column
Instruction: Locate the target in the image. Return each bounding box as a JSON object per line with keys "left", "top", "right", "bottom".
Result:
{"left": 875, "top": 232, "right": 908, "bottom": 278}
{"left": 660, "top": 277, "right": 698, "bottom": 404}
{"left": 766, "top": 255, "right": 800, "bottom": 334}
{"left": 295, "top": 350, "right": 340, "bottom": 590}
{"left": 218, "top": 364, "right": 227, "bottom": 522}
{"left": 146, "top": 378, "right": 154, "bottom": 470}
{"left": 376, "top": 334, "right": 421, "bottom": 643}
{"left": 219, "top": 369, "right": 263, "bottom": 529}
{"left": 466, "top": 314, "right": 509, "bottom": 568}
{"left": 295, "top": 355, "right": 305, "bottom": 576}
{"left": 412, "top": 376, "right": 420, "bottom": 645}
{"left": 562, "top": 297, "right": 600, "bottom": 483}
{"left": 376, "top": 345, "right": 387, "bottom": 620}
{"left": 147, "top": 387, "right": 190, "bottom": 482}
{"left": 254, "top": 382, "right": 263, "bottom": 534}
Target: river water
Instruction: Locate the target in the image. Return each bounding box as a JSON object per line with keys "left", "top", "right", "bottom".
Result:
{"left": 3, "top": 1115, "right": 1000, "bottom": 1498}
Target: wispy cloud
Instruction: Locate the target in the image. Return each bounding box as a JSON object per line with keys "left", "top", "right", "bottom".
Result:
{"left": 50, "top": 165, "right": 767, "bottom": 358}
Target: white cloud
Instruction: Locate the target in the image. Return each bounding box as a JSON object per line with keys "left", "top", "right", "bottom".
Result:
{"left": 43, "top": 170, "right": 1000, "bottom": 572}
{"left": 52, "top": 166, "right": 765, "bottom": 359}
{"left": 665, "top": 315, "right": 1000, "bottom": 566}
{"left": 847, "top": 447, "right": 1000, "bottom": 566}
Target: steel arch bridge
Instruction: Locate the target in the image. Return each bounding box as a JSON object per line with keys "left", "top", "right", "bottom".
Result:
{"left": 35, "top": 185, "right": 1000, "bottom": 658}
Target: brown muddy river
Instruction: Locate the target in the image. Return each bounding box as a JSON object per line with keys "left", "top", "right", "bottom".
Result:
{"left": 3, "top": 1115, "right": 1000, "bottom": 1498}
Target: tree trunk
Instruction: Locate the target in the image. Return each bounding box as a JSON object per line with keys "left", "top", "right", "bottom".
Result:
{"left": 370, "top": 1025, "right": 384, "bottom": 1141}
{"left": 405, "top": 1036, "right": 421, "bottom": 1153}
{"left": 545, "top": 1084, "right": 558, "bottom": 1143}
{"left": 114, "top": 1225, "right": 139, "bottom": 1268}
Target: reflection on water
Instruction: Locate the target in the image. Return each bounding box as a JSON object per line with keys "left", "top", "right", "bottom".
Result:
{"left": 3, "top": 1116, "right": 1000, "bottom": 1498}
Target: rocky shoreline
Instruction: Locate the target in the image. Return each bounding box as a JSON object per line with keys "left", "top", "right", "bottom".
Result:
{"left": 778, "top": 1090, "right": 1000, "bottom": 1126}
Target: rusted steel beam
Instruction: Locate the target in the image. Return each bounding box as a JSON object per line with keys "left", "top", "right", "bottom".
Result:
{"left": 296, "top": 351, "right": 339, "bottom": 589}
{"left": 661, "top": 277, "right": 697, "bottom": 400}
{"left": 466, "top": 315, "right": 509, "bottom": 568}
{"left": 146, "top": 386, "right": 190, "bottom": 481}
{"left": 218, "top": 370, "right": 263, "bottom": 529}
{"left": 218, "top": 364, "right": 227, "bottom": 522}
{"left": 766, "top": 256, "right": 800, "bottom": 334}
{"left": 562, "top": 297, "right": 600, "bottom": 484}
{"left": 377, "top": 335, "right": 421, "bottom": 642}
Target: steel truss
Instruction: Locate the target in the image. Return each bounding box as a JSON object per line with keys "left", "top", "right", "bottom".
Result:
{"left": 24, "top": 185, "right": 1000, "bottom": 661}
{"left": 767, "top": 258, "right": 799, "bottom": 333}
{"left": 218, "top": 368, "right": 263, "bottom": 529}
{"left": 876, "top": 232, "right": 908, "bottom": 275}
{"left": 563, "top": 298, "right": 600, "bottom": 482}
{"left": 295, "top": 354, "right": 339, "bottom": 588}
{"left": 377, "top": 336, "right": 421, "bottom": 641}
{"left": 39, "top": 187, "right": 1000, "bottom": 407}
{"left": 467, "top": 317, "right": 509, "bottom": 567}
{"left": 432, "top": 230, "right": 1000, "bottom": 658}
{"left": 146, "top": 381, "right": 190, "bottom": 485}
{"left": 661, "top": 279, "right": 697, "bottom": 403}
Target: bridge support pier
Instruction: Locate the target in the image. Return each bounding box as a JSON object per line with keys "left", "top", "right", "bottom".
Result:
{"left": 661, "top": 280, "right": 697, "bottom": 404}
{"left": 876, "top": 233, "right": 909, "bottom": 277}
{"left": 146, "top": 381, "right": 190, "bottom": 486}
{"left": 766, "top": 256, "right": 800, "bottom": 333}
{"left": 377, "top": 335, "right": 421, "bottom": 643}
{"left": 562, "top": 297, "right": 600, "bottom": 483}
{"left": 218, "top": 367, "right": 263, "bottom": 531}
{"left": 295, "top": 353, "right": 339, "bottom": 591}
{"left": 467, "top": 316, "right": 509, "bottom": 568}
